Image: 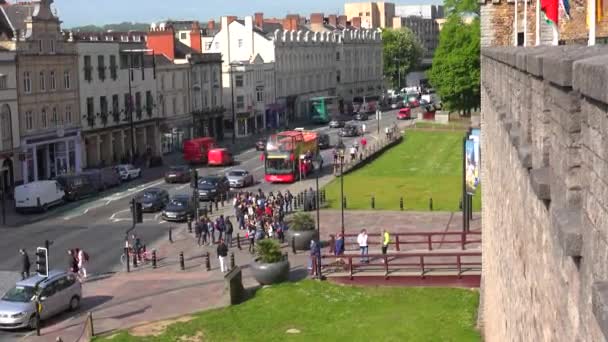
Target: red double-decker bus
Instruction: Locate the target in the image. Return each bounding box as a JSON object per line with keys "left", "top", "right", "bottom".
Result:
{"left": 264, "top": 129, "right": 318, "bottom": 183}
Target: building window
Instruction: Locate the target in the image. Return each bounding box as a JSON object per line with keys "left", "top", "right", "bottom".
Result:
{"left": 112, "top": 94, "right": 119, "bottom": 121}
{"left": 65, "top": 105, "right": 72, "bottom": 124}
{"left": 135, "top": 92, "right": 142, "bottom": 117}
{"left": 236, "top": 96, "right": 244, "bottom": 109}
{"left": 86, "top": 97, "right": 94, "bottom": 125}
{"left": 51, "top": 107, "right": 57, "bottom": 127}
{"left": 337, "top": 70, "right": 341, "bottom": 83}
{"left": 50, "top": 71, "right": 56, "bottom": 90}
{"left": 50, "top": 40, "right": 55, "bottom": 53}
{"left": 84, "top": 55, "right": 92, "bottom": 82}
{"left": 64, "top": 70, "right": 71, "bottom": 89}
{"left": 97, "top": 55, "right": 106, "bottom": 80}
{"left": 39, "top": 71, "right": 45, "bottom": 91}
{"left": 256, "top": 86, "right": 264, "bottom": 103}
{"left": 41, "top": 108, "right": 47, "bottom": 128}
{"left": 238, "top": 39, "right": 243, "bottom": 48}
{"left": 203, "top": 93, "right": 208, "bottom": 107}
{"left": 25, "top": 110, "right": 33, "bottom": 130}
{"left": 39, "top": 40, "right": 43, "bottom": 53}
{"left": 172, "top": 97, "right": 177, "bottom": 114}
{"left": 211, "top": 92, "right": 217, "bottom": 106}
{"left": 366, "top": 12, "right": 370, "bottom": 16}
{"left": 171, "top": 72, "right": 175, "bottom": 88}
{"left": 180, "top": 32, "right": 187, "bottom": 40}
{"left": 124, "top": 93, "right": 130, "bottom": 114}
{"left": 160, "top": 75, "right": 165, "bottom": 91}
{"left": 336, "top": 52, "right": 340, "bottom": 61}
{"left": 203, "top": 70, "right": 208, "bottom": 83}
{"left": 0, "top": 75, "right": 7, "bottom": 90}
{"left": 110, "top": 55, "right": 118, "bottom": 80}
{"left": 235, "top": 75, "right": 244, "bottom": 87}
{"left": 205, "top": 42, "right": 212, "bottom": 50}
{"left": 145, "top": 90, "right": 153, "bottom": 116}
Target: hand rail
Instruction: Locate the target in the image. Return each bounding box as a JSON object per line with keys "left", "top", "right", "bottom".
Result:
{"left": 328, "top": 231, "right": 481, "bottom": 253}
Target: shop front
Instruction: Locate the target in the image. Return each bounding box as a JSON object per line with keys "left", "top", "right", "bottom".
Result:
{"left": 21, "top": 128, "right": 83, "bottom": 183}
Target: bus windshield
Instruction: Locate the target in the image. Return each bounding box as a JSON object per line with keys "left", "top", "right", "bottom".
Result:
{"left": 265, "top": 158, "right": 293, "bottom": 175}
{"left": 266, "top": 135, "right": 295, "bottom": 152}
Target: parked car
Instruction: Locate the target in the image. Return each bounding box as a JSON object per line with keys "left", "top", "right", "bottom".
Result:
{"left": 161, "top": 195, "right": 195, "bottom": 222}
{"left": 14, "top": 181, "right": 65, "bottom": 213}
{"left": 137, "top": 188, "right": 170, "bottom": 213}
{"left": 318, "top": 133, "right": 331, "bottom": 149}
{"left": 81, "top": 168, "right": 121, "bottom": 191}
{"left": 329, "top": 119, "right": 346, "bottom": 128}
{"left": 207, "top": 148, "right": 233, "bottom": 166}
{"left": 56, "top": 175, "right": 97, "bottom": 201}
{"left": 354, "top": 113, "right": 369, "bottom": 121}
{"left": 339, "top": 124, "right": 362, "bottom": 137}
{"left": 397, "top": 108, "right": 412, "bottom": 120}
{"left": 196, "top": 175, "right": 230, "bottom": 201}
{"left": 116, "top": 164, "right": 141, "bottom": 181}
{"left": 226, "top": 169, "right": 254, "bottom": 188}
{"left": 164, "top": 165, "right": 191, "bottom": 184}
{"left": 255, "top": 138, "right": 267, "bottom": 151}
{"left": 0, "top": 270, "right": 81, "bottom": 330}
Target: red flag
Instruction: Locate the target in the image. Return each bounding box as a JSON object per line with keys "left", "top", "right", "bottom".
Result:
{"left": 541, "top": 0, "right": 559, "bottom": 25}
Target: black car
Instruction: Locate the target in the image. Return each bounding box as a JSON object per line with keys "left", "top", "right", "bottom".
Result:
{"left": 165, "top": 165, "right": 191, "bottom": 183}
{"left": 137, "top": 188, "right": 170, "bottom": 212}
{"left": 162, "top": 195, "right": 195, "bottom": 222}
{"left": 354, "top": 113, "right": 369, "bottom": 121}
{"left": 196, "top": 175, "right": 230, "bottom": 201}
{"left": 339, "top": 124, "right": 361, "bottom": 137}
{"left": 255, "top": 138, "right": 266, "bottom": 151}
{"left": 318, "top": 133, "right": 331, "bottom": 149}
{"left": 329, "top": 119, "right": 346, "bottom": 128}
{"left": 56, "top": 174, "right": 97, "bottom": 201}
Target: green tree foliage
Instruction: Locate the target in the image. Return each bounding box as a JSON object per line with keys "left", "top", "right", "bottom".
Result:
{"left": 70, "top": 22, "right": 150, "bottom": 32}
{"left": 427, "top": 15, "right": 480, "bottom": 115}
{"left": 444, "top": 0, "right": 480, "bottom": 15}
{"left": 382, "top": 28, "right": 423, "bottom": 89}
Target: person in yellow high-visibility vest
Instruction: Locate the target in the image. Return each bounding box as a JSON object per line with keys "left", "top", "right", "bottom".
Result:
{"left": 381, "top": 230, "right": 390, "bottom": 263}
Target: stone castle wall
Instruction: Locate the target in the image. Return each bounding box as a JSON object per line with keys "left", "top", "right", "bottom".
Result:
{"left": 480, "top": 46, "right": 608, "bottom": 341}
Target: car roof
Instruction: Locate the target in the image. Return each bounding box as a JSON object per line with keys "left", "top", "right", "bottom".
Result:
{"left": 16, "top": 270, "right": 69, "bottom": 287}
{"left": 201, "top": 174, "right": 221, "bottom": 179}
{"left": 172, "top": 194, "right": 190, "bottom": 201}
{"left": 228, "top": 169, "right": 247, "bottom": 173}
{"left": 144, "top": 188, "right": 164, "bottom": 194}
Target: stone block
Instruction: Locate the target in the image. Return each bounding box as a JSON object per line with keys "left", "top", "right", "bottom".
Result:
{"left": 530, "top": 167, "right": 552, "bottom": 201}
{"left": 518, "top": 144, "right": 532, "bottom": 169}
{"left": 542, "top": 46, "right": 608, "bottom": 87}
{"left": 592, "top": 281, "right": 608, "bottom": 339}
{"left": 225, "top": 266, "right": 245, "bottom": 305}
{"left": 573, "top": 54, "right": 608, "bottom": 104}
{"left": 551, "top": 207, "right": 583, "bottom": 257}
{"left": 510, "top": 126, "right": 521, "bottom": 147}
{"left": 527, "top": 46, "right": 576, "bottom": 77}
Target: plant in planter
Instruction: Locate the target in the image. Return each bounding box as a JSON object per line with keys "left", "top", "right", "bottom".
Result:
{"left": 286, "top": 212, "right": 319, "bottom": 251}
{"left": 250, "top": 239, "right": 290, "bottom": 285}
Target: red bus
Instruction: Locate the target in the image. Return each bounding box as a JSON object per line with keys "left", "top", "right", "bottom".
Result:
{"left": 264, "top": 129, "right": 318, "bottom": 183}
{"left": 183, "top": 137, "right": 215, "bottom": 164}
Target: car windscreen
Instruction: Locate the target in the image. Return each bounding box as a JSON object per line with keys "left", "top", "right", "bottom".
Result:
{"left": 199, "top": 178, "right": 218, "bottom": 185}
{"left": 169, "top": 166, "right": 186, "bottom": 172}
{"left": 143, "top": 192, "right": 158, "bottom": 200}
{"left": 228, "top": 171, "right": 246, "bottom": 177}
{"left": 168, "top": 199, "right": 187, "bottom": 207}
{"left": 2, "top": 285, "right": 35, "bottom": 302}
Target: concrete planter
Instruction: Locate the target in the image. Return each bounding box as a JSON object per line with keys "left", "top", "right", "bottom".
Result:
{"left": 286, "top": 229, "right": 319, "bottom": 251}
{"left": 250, "top": 259, "right": 290, "bottom": 285}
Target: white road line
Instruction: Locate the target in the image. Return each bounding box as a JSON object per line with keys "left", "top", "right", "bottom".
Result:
{"left": 252, "top": 165, "right": 264, "bottom": 171}
{"left": 176, "top": 184, "right": 188, "bottom": 190}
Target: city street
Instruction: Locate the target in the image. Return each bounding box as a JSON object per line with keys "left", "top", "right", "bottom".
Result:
{"left": 0, "top": 111, "right": 401, "bottom": 286}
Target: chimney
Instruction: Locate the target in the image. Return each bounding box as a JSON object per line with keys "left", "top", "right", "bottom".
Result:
{"left": 338, "top": 15, "right": 347, "bottom": 27}
{"left": 207, "top": 19, "right": 215, "bottom": 31}
{"left": 310, "top": 13, "right": 324, "bottom": 25}
{"left": 222, "top": 16, "right": 238, "bottom": 30}
{"left": 254, "top": 12, "right": 264, "bottom": 28}
{"left": 283, "top": 14, "right": 300, "bottom": 31}
{"left": 147, "top": 23, "right": 175, "bottom": 61}
{"left": 352, "top": 17, "right": 361, "bottom": 29}
{"left": 328, "top": 15, "right": 337, "bottom": 27}
{"left": 190, "top": 21, "right": 202, "bottom": 53}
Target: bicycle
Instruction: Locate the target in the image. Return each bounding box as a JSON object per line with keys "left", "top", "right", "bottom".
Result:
{"left": 120, "top": 247, "right": 153, "bottom": 265}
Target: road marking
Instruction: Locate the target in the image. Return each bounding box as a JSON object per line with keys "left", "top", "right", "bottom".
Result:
{"left": 110, "top": 209, "right": 130, "bottom": 220}
{"left": 252, "top": 165, "right": 264, "bottom": 171}
{"left": 176, "top": 184, "right": 188, "bottom": 190}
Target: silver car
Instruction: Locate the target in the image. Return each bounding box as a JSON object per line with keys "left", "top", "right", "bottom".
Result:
{"left": 0, "top": 270, "right": 82, "bottom": 330}
{"left": 226, "top": 169, "right": 254, "bottom": 188}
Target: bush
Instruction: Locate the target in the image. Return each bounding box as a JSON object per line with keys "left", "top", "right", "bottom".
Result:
{"left": 256, "top": 239, "right": 283, "bottom": 264}
{"left": 289, "top": 212, "right": 315, "bottom": 231}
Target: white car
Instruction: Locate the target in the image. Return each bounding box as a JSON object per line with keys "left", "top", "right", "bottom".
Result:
{"left": 116, "top": 164, "right": 141, "bottom": 181}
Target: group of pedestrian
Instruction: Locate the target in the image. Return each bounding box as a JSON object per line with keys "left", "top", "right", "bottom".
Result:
{"left": 19, "top": 247, "right": 89, "bottom": 282}
{"left": 194, "top": 214, "right": 234, "bottom": 248}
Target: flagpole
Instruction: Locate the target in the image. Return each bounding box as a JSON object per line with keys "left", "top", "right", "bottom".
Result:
{"left": 589, "top": 0, "right": 596, "bottom": 46}
{"left": 515, "top": 0, "right": 519, "bottom": 46}
{"left": 535, "top": 0, "right": 541, "bottom": 45}
{"left": 524, "top": 0, "right": 528, "bottom": 46}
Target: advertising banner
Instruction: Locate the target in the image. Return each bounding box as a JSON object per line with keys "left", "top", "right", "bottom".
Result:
{"left": 465, "top": 138, "right": 479, "bottom": 195}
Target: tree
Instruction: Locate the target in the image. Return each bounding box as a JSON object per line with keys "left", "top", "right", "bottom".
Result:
{"left": 427, "top": 15, "right": 480, "bottom": 115}
{"left": 382, "top": 28, "right": 423, "bottom": 90}
{"left": 443, "top": 0, "right": 480, "bottom": 16}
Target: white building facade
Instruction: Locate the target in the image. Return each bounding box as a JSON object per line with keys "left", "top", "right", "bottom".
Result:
{"left": 156, "top": 58, "right": 190, "bottom": 153}
{"left": 75, "top": 41, "right": 160, "bottom": 168}
{"left": 0, "top": 51, "right": 21, "bottom": 194}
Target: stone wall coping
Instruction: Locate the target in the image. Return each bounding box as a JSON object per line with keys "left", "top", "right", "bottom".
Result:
{"left": 551, "top": 207, "right": 583, "bottom": 257}
{"left": 530, "top": 167, "right": 552, "bottom": 201}
{"left": 592, "top": 281, "right": 608, "bottom": 338}
{"left": 542, "top": 46, "right": 608, "bottom": 87}
{"left": 573, "top": 54, "right": 608, "bottom": 104}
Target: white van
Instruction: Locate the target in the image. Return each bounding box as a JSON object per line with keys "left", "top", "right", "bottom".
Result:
{"left": 14, "top": 180, "right": 65, "bottom": 213}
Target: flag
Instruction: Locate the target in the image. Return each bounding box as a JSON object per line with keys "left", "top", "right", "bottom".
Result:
{"left": 541, "top": 0, "right": 560, "bottom": 25}
{"left": 560, "top": 0, "right": 571, "bottom": 19}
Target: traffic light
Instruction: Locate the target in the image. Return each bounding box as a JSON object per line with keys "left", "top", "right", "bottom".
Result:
{"left": 190, "top": 169, "right": 199, "bottom": 189}
{"left": 35, "top": 247, "right": 48, "bottom": 277}
{"left": 131, "top": 198, "right": 143, "bottom": 223}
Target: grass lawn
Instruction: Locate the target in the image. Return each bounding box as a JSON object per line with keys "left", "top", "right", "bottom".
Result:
{"left": 324, "top": 130, "right": 482, "bottom": 211}
{"left": 96, "top": 280, "right": 480, "bottom": 342}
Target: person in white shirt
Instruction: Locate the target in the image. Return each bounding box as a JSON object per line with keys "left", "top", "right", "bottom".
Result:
{"left": 357, "top": 229, "right": 369, "bottom": 263}
{"left": 77, "top": 249, "right": 88, "bottom": 279}
{"left": 361, "top": 123, "right": 367, "bottom": 135}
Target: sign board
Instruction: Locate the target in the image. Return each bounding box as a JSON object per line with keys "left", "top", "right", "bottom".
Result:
{"left": 465, "top": 134, "right": 480, "bottom": 195}
{"left": 375, "top": 110, "right": 382, "bottom": 120}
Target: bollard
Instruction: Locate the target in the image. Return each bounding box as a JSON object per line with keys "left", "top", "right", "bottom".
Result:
{"left": 230, "top": 252, "right": 235, "bottom": 269}
{"left": 179, "top": 252, "right": 185, "bottom": 271}
{"left": 429, "top": 197, "right": 433, "bottom": 211}
{"left": 292, "top": 236, "right": 297, "bottom": 254}
{"left": 187, "top": 215, "right": 192, "bottom": 233}
{"left": 215, "top": 198, "right": 219, "bottom": 210}
{"left": 294, "top": 196, "right": 299, "bottom": 210}
{"left": 329, "top": 235, "right": 336, "bottom": 254}
{"left": 205, "top": 252, "right": 211, "bottom": 271}
{"left": 132, "top": 250, "right": 138, "bottom": 268}
{"left": 400, "top": 197, "right": 404, "bottom": 211}
{"left": 209, "top": 202, "right": 213, "bottom": 214}
{"left": 371, "top": 196, "right": 375, "bottom": 209}
{"left": 169, "top": 227, "right": 173, "bottom": 243}
{"left": 152, "top": 250, "right": 157, "bottom": 269}
{"left": 343, "top": 196, "right": 347, "bottom": 209}
{"left": 237, "top": 233, "right": 242, "bottom": 250}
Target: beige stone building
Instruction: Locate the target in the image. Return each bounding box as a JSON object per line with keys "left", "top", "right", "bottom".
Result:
{"left": 0, "top": 0, "right": 82, "bottom": 183}
{"left": 0, "top": 49, "right": 21, "bottom": 195}
{"left": 344, "top": 1, "right": 395, "bottom": 29}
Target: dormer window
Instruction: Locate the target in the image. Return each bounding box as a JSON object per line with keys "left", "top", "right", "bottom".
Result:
{"left": 133, "top": 35, "right": 141, "bottom": 42}
{"left": 121, "top": 35, "right": 128, "bottom": 42}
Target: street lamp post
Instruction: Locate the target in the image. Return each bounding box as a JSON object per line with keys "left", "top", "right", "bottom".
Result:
{"left": 337, "top": 140, "right": 346, "bottom": 236}
{"left": 312, "top": 155, "right": 322, "bottom": 236}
